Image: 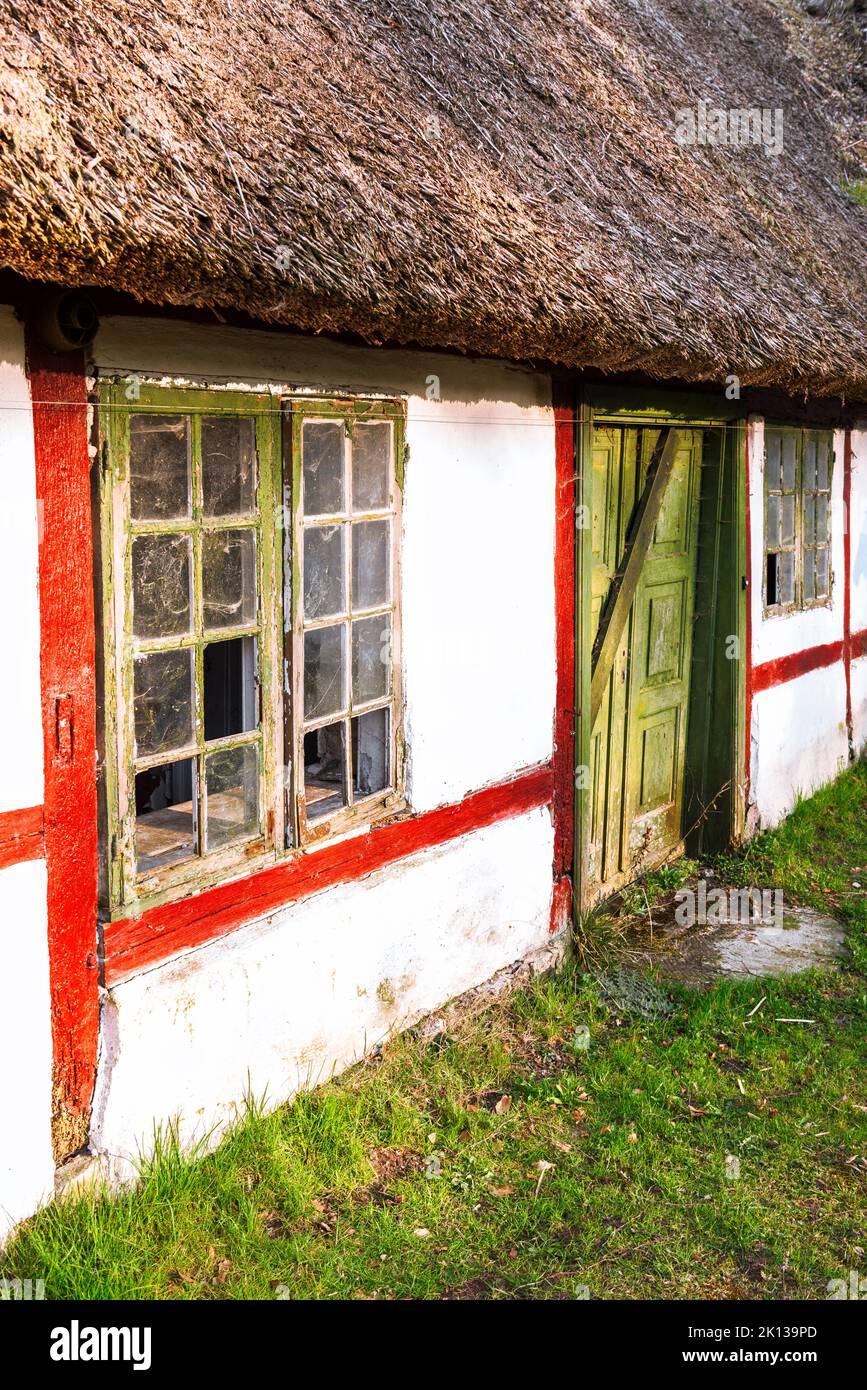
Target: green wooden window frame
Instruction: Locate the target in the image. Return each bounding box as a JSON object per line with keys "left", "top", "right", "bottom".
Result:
{"left": 98, "top": 385, "right": 406, "bottom": 918}
{"left": 286, "top": 397, "right": 406, "bottom": 846}
{"left": 99, "top": 385, "right": 283, "bottom": 913}
{"left": 763, "top": 427, "right": 833, "bottom": 616}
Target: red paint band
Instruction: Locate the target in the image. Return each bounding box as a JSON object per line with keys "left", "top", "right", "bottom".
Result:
{"left": 25, "top": 336, "right": 100, "bottom": 1151}
{"left": 105, "top": 763, "right": 555, "bottom": 985}
{"left": 751, "top": 640, "right": 845, "bottom": 694}
{"left": 0, "top": 804, "right": 44, "bottom": 869}
{"left": 852, "top": 628, "right": 867, "bottom": 662}
{"left": 551, "top": 391, "right": 576, "bottom": 929}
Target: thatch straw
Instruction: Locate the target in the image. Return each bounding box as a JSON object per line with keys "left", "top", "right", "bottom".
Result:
{"left": 0, "top": 0, "right": 864, "bottom": 395}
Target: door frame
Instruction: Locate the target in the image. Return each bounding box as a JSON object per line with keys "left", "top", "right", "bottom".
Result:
{"left": 572, "top": 384, "right": 748, "bottom": 916}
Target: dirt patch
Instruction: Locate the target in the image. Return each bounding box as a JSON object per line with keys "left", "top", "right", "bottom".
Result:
{"left": 611, "top": 873, "right": 846, "bottom": 985}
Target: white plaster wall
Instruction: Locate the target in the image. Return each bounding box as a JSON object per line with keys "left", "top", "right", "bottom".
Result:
{"left": 0, "top": 309, "right": 53, "bottom": 1241}
{"left": 851, "top": 427, "right": 867, "bottom": 636}
{"left": 92, "top": 808, "right": 559, "bottom": 1178}
{"left": 751, "top": 668, "right": 849, "bottom": 828}
{"left": 92, "top": 317, "right": 556, "bottom": 808}
{"left": 747, "top": 420, "right": 851, "bottom": 827}
{"left": 0, "top": 306, "right": 44, "bottom": 812}
{"left": 0, "top": 859, "right": 54, "bottom": 1242}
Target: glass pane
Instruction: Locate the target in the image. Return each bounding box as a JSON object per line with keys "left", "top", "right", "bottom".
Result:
{"left": 779, "top": 550, "right": 795, "bottom": 606}
{"left": 803, "top": 495, "right": 815, "bottom": 546}
{"left": 816, "top": 547, "right": 829, "bottom": 597}
{"left": 135, "top": 758, "right": 196, "bottom": 874}
{"left": 303, "top": 421, "right": 344, "bottom": 516}
{"left": 816, "top": 493, "right": 828, "bottom": 542}
{"left": 352, "top": 421, "right": 390, "bottom": 512}
{"left": 816, "top": 438, "right": 830, "bottom": 490}
{"left": 352, "top": 518, "right": 390, "bottom": 609}
{"left": 766, "top": 494, "right": 780, "bottom": 549}
{"left": 134, "top": 648, "right": 194, "bottom": 758}
{"left": 205, "top": 744, "right": 259, "bottom": 851}
{"left": 781, "top": 435, "right": 796, "bottom": 490}
{"left": 130, "top": 415, "right": 190, "bottom": 521}
{"left": 764, "top": 432, "right": 780, "bottom": 489}
{"left": 781, "top": 493, "right": 795, "bottom": 547}
{"left": 352, "top": 614, "right": 390, "bottom": 704}
{"left": 803, "top": 550, "right": 815, "bottom": 602}
{"left": 203, "top": 529, "right": 257, "bottom": 631}
{"left": 803, "top": 437, "right": 817, "bottom": 491}
{"left": 304, "top": 524, "right": 345, "bottom": 621}
{"left": 204, "top": 636, "right": 258, "bottom": 740}
{"left": 352, "top": 708, "right": 390, "bottom": 798}
{"left": 202, "top": 416, "right": 256, "bottom": 516}
{"left": 304, "top": 624, "right": 346, "bottom": 721}
{"left": 131, "top": 533, "right": 192, "bottom": 639}
{"left": 304, "top": 721, "right": 347, "bottom": 820}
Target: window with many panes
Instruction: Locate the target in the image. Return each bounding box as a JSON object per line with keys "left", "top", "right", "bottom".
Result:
{"left": 763, "top": 427, "right": 833, "bottom": 615}
{"left": 99, "top": 386, "right": 404, "bottom": 914}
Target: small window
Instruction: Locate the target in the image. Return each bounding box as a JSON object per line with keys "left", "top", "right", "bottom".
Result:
{"left": 286, "top": 401, "right": 404, "bottom": 844}
{"left": 763, "top": 428, "right": 833, "bottom": 615}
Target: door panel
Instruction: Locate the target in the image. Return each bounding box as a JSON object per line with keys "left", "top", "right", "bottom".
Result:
{"left": 587, "top": 425, "right": 701, "bottom": 900}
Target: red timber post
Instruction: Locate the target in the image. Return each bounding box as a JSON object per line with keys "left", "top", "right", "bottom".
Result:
{"left": 551, "top": 384, "right": 576, "bottom": 933}
{"left": 843, "top": 429, "right": 854, "bottom": 759}
{"left": 25, "top": 331, "right": 100, "bottom": 1161}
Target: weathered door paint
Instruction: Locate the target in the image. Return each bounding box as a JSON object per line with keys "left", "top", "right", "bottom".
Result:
{"left": 587, "top": 426, "right": 702, "bottom": 898}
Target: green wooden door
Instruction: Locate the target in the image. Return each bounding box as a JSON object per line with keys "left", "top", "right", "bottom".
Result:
{"left": 587, "top": 426, "right": 702, "bottom": 899}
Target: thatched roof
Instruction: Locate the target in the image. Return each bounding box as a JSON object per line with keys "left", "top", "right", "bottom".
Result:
{"left": 1, "top": 0, "right": 865, "bottom": 395}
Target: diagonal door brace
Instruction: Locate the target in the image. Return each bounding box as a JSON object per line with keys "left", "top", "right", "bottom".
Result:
{"left": 589, "top": 427, "right": 678, "bottom": 728}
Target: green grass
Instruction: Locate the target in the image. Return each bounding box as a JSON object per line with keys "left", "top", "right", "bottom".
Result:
{"left": 841, "top": 178, "right": 867, "bottom": 208}
{"left": 3, "top": 767, "right": 866, "bottom": 1300}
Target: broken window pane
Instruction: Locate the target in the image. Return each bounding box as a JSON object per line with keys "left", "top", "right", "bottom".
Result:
{"left": 304, "top": 721, "right": 347, "bottom": 819}
{"left": 203, "top": 529, "right": 257, "bottom": 630}
{"left": 134, "top": 648, "right": 195, "bottom": 758}
{"left": 303, "top": 421, "right": 344, "bottom": 516}
{"left": 135, "top": 757, "right": 196, "bottom": 874}
{"left": 304, "top": 624, "right": 346, "bottom": 721}
{"left": 204, "top": 636, "right": 258, "bottom": 741}
{"left": 130, "top": 415, "right": 191, "bottom": 521}
{"left": 352, "top": 518, "right": 390, "bottom": 609}
{"left": 352, "top": 421, "right": 390, "bottom": 511}
{"left": 204, "top": 744, "right": 259, "bottom": 851}
{"left": 352, "top": 707, "right": 389, "bottom": 798}
{"left": 132, "top": 533, "right": 193, "bottom": 639}
{"left": 304, "top": 524, "right": 345, "bottom": 621}
{"left": 766, "top": 552, "right": 778, "bottom": 607}
{"left": 202, "top": 416, "right": 256, "bottom": 516}
{"left": 352, "top": 614, "right": 390, "bottom": 705}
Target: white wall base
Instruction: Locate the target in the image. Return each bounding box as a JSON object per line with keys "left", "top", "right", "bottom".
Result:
{"left": 0, "top": 860, "right": 54, "bottom": 1243}
{"left": 750, "top": 667, "right": 850, "bottom": 828}
{"left": 91, "top": 808, "right": 560, "bottom": 1180}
